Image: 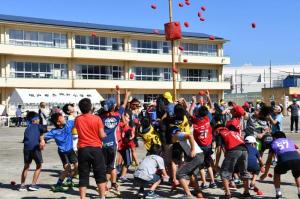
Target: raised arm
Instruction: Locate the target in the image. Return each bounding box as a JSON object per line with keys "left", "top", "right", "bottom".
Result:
{"left": 121, "top": 89, "right": 131, "bottom": 108}
{"left": 116, "top": 88, "right": 121, "bottom": 108}
{"left": 189, "top": 96, "right": 196, "bottom": 116}
{"left": 205, "top": 90, "right": 212, "bottom": 108}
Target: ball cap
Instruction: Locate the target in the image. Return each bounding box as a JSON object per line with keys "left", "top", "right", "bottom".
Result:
{"left": 245, "top": 136, "right": 256, "bottom": 144}
{"left": 232, "top": 105, "right": 245, "bottom": 118}
{"left": 163, "top": 92, "right": 173, "bottom": 103}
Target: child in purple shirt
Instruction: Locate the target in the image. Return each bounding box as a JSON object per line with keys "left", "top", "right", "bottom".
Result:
{"left": 261, "top": 131, "right": 300, "bottom": 199}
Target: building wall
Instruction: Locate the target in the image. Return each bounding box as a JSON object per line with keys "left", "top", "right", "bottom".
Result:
{"left": 0, "top": 18, "right": 230, "bottom": 115}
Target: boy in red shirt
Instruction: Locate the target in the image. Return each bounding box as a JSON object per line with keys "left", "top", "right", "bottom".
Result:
{"left": 74, "top": 98, "right": 106, "bottom": 199}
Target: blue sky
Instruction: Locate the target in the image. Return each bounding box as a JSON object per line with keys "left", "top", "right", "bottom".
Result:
{"left": 1, "top": 0, "right": 300, "bottom": 66}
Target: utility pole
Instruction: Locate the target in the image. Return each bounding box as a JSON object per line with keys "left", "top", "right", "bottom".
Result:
{"left": 269, "top": 60, "right": 272, "bottom": 88}
{"left": 293, "top": 67, "right": 295, "bottom": 86}
{"left": 264, "top": 69, "right": 266, "bottom": 88}
{"left": 168, "top": 0, "right": 177, "bottom": 99}
{"left": 240, "top": 74, "right": 243, "bottom": 93}
{"left": 235, "top": 70, "right": 237, "bottom": 94}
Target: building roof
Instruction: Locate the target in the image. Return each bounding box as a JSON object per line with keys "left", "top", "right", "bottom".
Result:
{"left": 0, "top": 14, "right": 225, "bottom": 40}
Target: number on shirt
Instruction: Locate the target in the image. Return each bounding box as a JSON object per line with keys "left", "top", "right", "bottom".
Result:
{"left": 276, "top": 140, "right": 289, "bottom": 150}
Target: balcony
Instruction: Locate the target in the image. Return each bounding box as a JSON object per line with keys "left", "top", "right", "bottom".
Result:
{"left": 0, "top": 43, "right": 72, "bottom": 58}
{"left": 0, "top": 77, "right": 72, "bottom": 88}
{"left": 179, "top": 81, "right": 230, "bottom": 90}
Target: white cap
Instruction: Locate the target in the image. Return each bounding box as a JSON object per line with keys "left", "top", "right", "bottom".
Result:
{"left": 245, "top": 136, "right": 256, "bottom": 144}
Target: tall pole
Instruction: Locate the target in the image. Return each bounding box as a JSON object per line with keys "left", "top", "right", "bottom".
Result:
{"left": 264, "top": 69, "right": 266, "bottom": 88}
{"left": 168, "top": 0, "right": 177, "bottom": 99}
{"left": 235, "top": 70, "right": 237, "bottom": 94}
{"left": 240, "top": 74, "right": 243, "bottom": 93}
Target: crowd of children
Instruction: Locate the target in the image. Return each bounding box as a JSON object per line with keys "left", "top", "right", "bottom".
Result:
{"left": 18, "top": 89, "right": 300, "bottom": 199}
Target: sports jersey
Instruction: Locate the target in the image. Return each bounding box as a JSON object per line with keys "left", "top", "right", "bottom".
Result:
{"left": 216, "top": 127, "right": 245, "bottom": 151}
{"left": 271, "top": 138, "right": 300, "bottom": 162}
{"left": 119, "top": 122, "right": 135, "bottom": 150}
{"left": 101, "top": 107, "right": 125, "bottom": 147}
{"left": 191, "top": 116, "right": 212, "bottom": 147}
{"left": 139, "top": 125, "right": 161, "bottom": 151}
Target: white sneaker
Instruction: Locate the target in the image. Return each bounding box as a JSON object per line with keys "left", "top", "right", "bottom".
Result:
{"left": 19, "top": 185, "right": 27, "bottom": 191}
{"left": 28, "top": 184, "right": 40, "bottom": 191}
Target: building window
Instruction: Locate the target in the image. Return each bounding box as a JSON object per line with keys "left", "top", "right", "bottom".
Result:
{"left": 75, "top": 35, "right": 124, "bottom": 51}
{"left": 134, "top": 67, "right": 171, "bottom": 81}
{"left": 10, "top": 62, "right": 68, "bottom": 79}
{"left": 9, "top": 29, "right": 67, "bottom": 48}
{"left": 131, "top": 40, "right": 170, "bottom": 54}
{"left": 182, "top": 43, "right": 217, "bottom": 56}
{"left": 181, "top": 68, "right": 218, "bottom": 82}
{"left": 76, "top": 65, "right": 124, "bottom": 80}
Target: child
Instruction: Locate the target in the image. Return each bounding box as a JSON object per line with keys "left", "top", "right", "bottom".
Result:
{"left": 62, "top": 103, "right": 78, "bottom": 153}
{"left": 133, "top": 144, "right": 169, "bottom": 199}
{"left": 139, "top": 117, "right": 162, "bottom": 152}
{"left": 75, "top": 98, "right": 107, "bottom": 199}
{"left": 190, "top": 103, "right": 217, "bottom": 189}
{"left": 100, "top": 89, "right": 130, "bottom": 196}
{"left": 118, "top": 112, "right": 135, "bottom": 182}
{"left": 261, "top": 131, "right": 300, "bottom": 199}
{"left": 44, "top": 112, "right": 78, "bottom": 192}
{"left": 19, "top": 111, "right": 45, "bottom": 191}
{"left": 171, "top": 127, "right": 204, "bottom": 198}
{"left": 244, "top": 136, "right": 264, "bottom": 196}
{"left": 215, "top": 119, "right": 251, "bottom": 199}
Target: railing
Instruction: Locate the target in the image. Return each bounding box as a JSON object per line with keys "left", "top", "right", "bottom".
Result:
{"left": 9, "top": 39, "right": 67, "bottom": 48}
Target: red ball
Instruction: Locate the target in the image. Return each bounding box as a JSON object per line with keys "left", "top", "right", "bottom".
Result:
{"left": 209, "top": 35, "right": 215, "bottom": 40}
{"left": 10, "top": 181, "right": 16, "bottom": 186}
{"left": 198, "top": 91, "right": 205, "bottom": 96}
{"left": 179, "top": 2, "right": 184, "bottom": 7}
{"left": 292, "top": 93, "right": 299, "bottom": 98}
{"left": 268, "top": 173, "right": 273, "bottom": 178}
{"left": 197, "top": 12, "right": 202, "bottom": 17}
{"left": 116, "top": 85, "right": 120, "bottom": 91}
{"left": 178, "top": 46, "right": 184, "bottom": 51}
{"left": 172, "top": 66, "right": 178, "bottom": 74}
{"left": 91, "top": 32, "right": 97, "bottom": 37}
{"left": 257, "top": 190, "right": 263, "bottom": 196}
{"left": 183, "top": 59, "right": 188, "bottom": 63}
{"left": 201, "top": 6, "right": 206, "bottom": 11}
{"left": 129, "top": 73, "right": 135, "bottom": 80}
{"left": 174, "top": 22, "right": 180, "bottom": 26}
{"left": 251, "top": 22, "right": 256, "bottom": 28}
{"left": 200, "top": 17, "right": 206, "bottom": 22}
{"left": 151, "top": 4, "right": 157, "bottom": 9}
{"left": 184, "top": 21, "right": 189, "bottom": 28}
{"left": 185, "top": 1, "right": 190, "bottom": 6}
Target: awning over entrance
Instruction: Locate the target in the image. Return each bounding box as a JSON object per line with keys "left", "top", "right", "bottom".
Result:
{"left": 10, "top": 89, "right": 103, "bottom": 105}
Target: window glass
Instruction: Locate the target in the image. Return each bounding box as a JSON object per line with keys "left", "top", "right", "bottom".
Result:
{"left": 181, "top": 68, "right": 218, "bottom": 82}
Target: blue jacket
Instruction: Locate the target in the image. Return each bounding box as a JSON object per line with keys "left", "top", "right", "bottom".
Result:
{"left": 44, "top": 120, "right": 74, "bottom": 153}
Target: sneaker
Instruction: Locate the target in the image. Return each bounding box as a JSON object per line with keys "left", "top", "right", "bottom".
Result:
{"left": 209, "top": 182, "right": 217, "bottom": 189}
{"left": 276, "top": 192, "right": 283, "bottom": 199}
{"left": 118, "top": 176, "right": 129, "bottom": 183}
{"left": 298, "top": 193, "right": 300, "bottom": 199}
{"left": 234, "top": 179, "right": 241, "bottom": 185}
{"left": 110, "top": 184, "right": 121, "bottom": 196}
{"left": 242, "top": 192, "right": 252, "bottom": 199}
{"left": 51, "top": 185, "right": 67, "bottom": 192}
{"left": 19, "top": 185, "right": 27, "bottom": 191}
{"left": 145, "top": 190, "right": 160, "bottom": 199}
{"left": 138, "top": 191, "right": 145, "bottom": 198}
{"left": 200, "top": 183, "right": 209, "bottom": 189}
{"left": 63, "top": 181, "right": 78, "bottom": 188}
{"left": 28, "top": 184, "right": 40, "bottom": 191}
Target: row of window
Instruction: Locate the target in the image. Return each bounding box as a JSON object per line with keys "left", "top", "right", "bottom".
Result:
{"left": 9, "top": 61, "right": 218, "bottom": 82}
{"left": 8, "top": 29, "right": 218, "bottom": 56}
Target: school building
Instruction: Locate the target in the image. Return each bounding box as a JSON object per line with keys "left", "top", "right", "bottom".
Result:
{"left": 0, "top": 14, "right": 230, "bottom": 115}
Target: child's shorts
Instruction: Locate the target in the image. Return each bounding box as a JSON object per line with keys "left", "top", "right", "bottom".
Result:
{"left": 133, "top": 174, "right": 161, "bottom": 187}
{"left": 103, "top": 145, "right": 118, "bottom": 173}
{"left": 58, "top": 149, "right": 78, "bottom": 166}
{"left": 23, "top": 149, "right": 43, "bottom": 164}
{"left": 120, "top": 148, "right": 132, "bottom": 167}
{"left": 275, "top": 159, "right": 300, "bottom": 178}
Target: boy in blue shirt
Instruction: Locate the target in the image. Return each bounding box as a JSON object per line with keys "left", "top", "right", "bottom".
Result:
{"left": 44, "top": 112, "right": 78, "bottom": 192}
{"left": 19, "top": 111, "right": 45, "bottom": 191}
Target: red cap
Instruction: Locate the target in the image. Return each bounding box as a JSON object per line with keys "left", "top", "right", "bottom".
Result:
{"left": 226, "top": 118, "right": 240, "bottom": 130}
{"left": 129, "top": 73, "right": 135, "bottom": 79}
{"left": 209, "top": 35, "right": 215, "bottom": 40}
{"left": 201, "top": 6, "right": 206, "bottom": 11}
{"left": 243, "top": 102, "right": 250, "bottom": 108}
{"left": 151, "top": 4, "right": 157, "bottom": 9}
{"left": 183, "top": 59, "right": 188, "bottom": 63}
{"left": 178, "top": 46, "right": 184, "bottom": 51}
{"left": 179, "top": 2, "right": 184, "bottom": 7}
{"left": 232, "top": 105, "right": 245, "bottom": 118}
{"left": 200, "top": 17, "right": 206, "bottom": 22}
{"left": 251, "top": 22, "right": 256, "bottom": 28}
{"left": 184, "top": 21, "right": 189, "bottom": 28}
